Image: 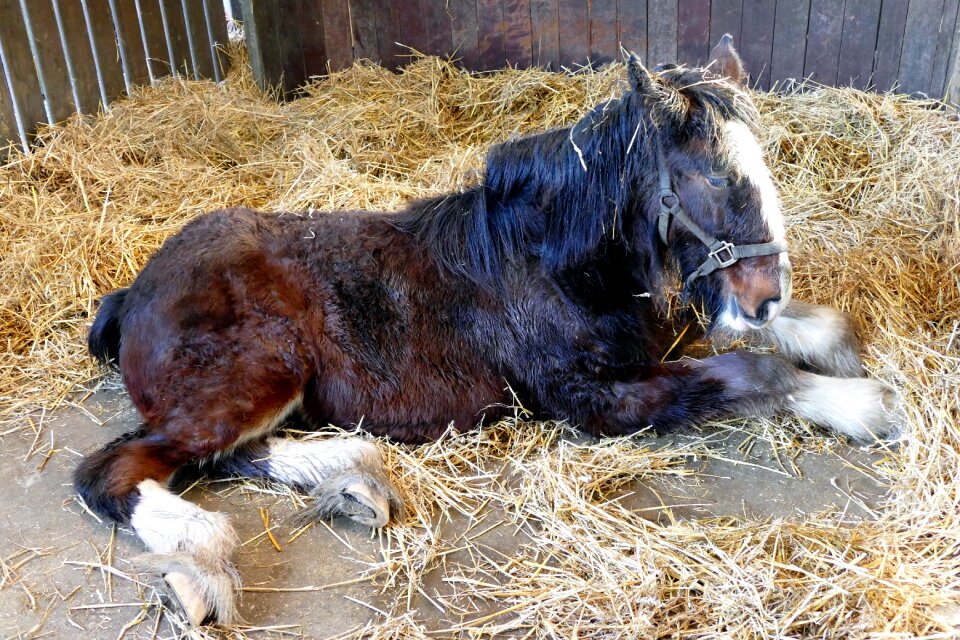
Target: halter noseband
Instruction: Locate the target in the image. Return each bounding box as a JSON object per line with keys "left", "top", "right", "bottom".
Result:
{"left": 655, "top": 142, "right": 788, "bottom": 289}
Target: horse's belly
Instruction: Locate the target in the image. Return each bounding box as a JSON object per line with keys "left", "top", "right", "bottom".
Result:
{"left": 302, "top": 360, "right": 506, "bottom": 443}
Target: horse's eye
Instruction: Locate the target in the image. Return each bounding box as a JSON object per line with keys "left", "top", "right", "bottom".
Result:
{"left": 706, "top": 175, "right": 731, "bottom": 189}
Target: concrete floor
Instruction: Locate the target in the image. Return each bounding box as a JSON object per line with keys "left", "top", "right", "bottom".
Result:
{"left": 0, "top": 386, "right": 888, "bottom": 639}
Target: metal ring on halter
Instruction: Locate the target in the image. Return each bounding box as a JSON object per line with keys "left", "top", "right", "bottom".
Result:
{"left": 707, "top": 241, "right": 738, "bottom": 269}
{"left": 659, "top": 188, "right": 680, "bottom": 213}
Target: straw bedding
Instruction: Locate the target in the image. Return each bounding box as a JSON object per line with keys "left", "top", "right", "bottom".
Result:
{"left": 1, "top": 47, "right": 959, "bottom": 637}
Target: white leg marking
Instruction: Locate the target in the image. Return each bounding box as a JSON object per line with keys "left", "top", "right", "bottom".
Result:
{"left": 131, "top": 480, "right": 238, "bottom": 557}
{"left": 258, "top": 437, "right": 401, "bottom": 528}
{"left": 131, "top": 479, "right": 239, "bottom": 625}
{"left": 261, "top": 436, "right": 384, "bottom": 487}
{"left": 789, "top": 373, "right": 900, "bottom": 441}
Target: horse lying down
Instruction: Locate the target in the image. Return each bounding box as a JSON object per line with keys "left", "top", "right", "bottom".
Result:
{"left": 76, "top": 37, "right": 899, "bottom": 626}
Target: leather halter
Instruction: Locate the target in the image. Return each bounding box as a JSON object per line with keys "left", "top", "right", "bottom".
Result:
{"left": 655, "top": 142, "right": 788, "bottom": 289}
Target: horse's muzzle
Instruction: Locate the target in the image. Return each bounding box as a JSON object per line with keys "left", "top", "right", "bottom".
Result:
{"left": 720, "top": 255, "right": 792, "bottom": 331}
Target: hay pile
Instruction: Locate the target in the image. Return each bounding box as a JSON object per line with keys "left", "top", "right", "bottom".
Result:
{"left": 1, "top": 47, "right": 959, "bottom": 637}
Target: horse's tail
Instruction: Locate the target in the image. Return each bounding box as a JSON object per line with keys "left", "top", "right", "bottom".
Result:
{"left": 88, "top": 288, "right": 128, "bottom": 369}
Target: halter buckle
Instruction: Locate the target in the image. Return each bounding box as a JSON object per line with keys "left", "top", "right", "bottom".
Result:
{"left": 708, "top": 241, "right": 738, "bottom": 268}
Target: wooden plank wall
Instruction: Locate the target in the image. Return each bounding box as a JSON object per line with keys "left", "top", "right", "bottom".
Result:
{"left": 243, "top": 0, "right": 960, "bottom": 104}
{"left": 0, "top": 0, "right": 231, "bottom": 153}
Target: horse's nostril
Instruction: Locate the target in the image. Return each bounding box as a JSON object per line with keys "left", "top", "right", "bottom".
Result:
{"left": 755, "top": 296, "right": 781, "bottom": 323}
{"left": 740, "top": 296, "right": 781, "bottom": 327}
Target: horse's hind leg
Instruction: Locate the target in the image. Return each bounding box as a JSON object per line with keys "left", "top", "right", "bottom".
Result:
{"left": 208, "top": 436, "right": 403, "bottom": 528}
{"left": 74, "top": 427, "right": 242, "bottom": 626}
{"left": 717, "top": 300, "right": 866, "bottom": 378}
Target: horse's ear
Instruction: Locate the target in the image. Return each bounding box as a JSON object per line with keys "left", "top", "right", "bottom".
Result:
{"left": 627, "top": 53, "right": 656, "bottom": 97}
{"left": 708, "top": 33, "right": 747, "bottom": 85}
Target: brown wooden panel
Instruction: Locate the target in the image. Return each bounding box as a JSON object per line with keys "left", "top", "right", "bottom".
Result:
{"left": 872, "top": 0, "right": 908, "bottom": 91}
{"left": 930, "top": 0, "right": 959, "bottom": 97}
{"left": 477, "top": 0, "right": 506, "bottom": 70}
{"left": 423, "top": 0, "right": 453, "bottom": 57}
{"left": 21, "top": 0, "right": 76, "bottom": 121}
{"left": 449, "top": 0, "right": 480, "bottom": 68}
{"left": 296, "top": 0, "right": 328, "bottom": 77}
{"left": 677, "top": 0, "right": 710, "bottom": 67}
{"left": 738, "top": 0, "right": 775, "bottom": 89}
{"left": 503, "top": 0, "right": 533, "bottom": 66}
{"left": 243, "top": 0, "right": 283, "bottom": 87}
{"left": 276, "top": 0, "right": 306, "bottom": 92}
{"left": 618, "top": 0, "right": 649, "bottom": 64}
{"left": 395, "top": 0, "right": 426, "bottom": 57}
{"left": 898, "top": 0, "right": 945, "bottom": 94}
{"left": 321, "top": 0, "right": 352, "bottom": 70}
{"left": 590, "top": 0, "right": 618, "bottom": 63}
{"left": 709, "top": 0, "right": 741, "bottom": 46}
{"left": 648, "top": 0, "right": 678, "bottom": 66}
{"left": 804, "top": 0, "right": 844, "bottom": 85}
{"left": 112, "top": 0, "right": 152, "bottom": 87}
{"left": 836, "top": 0, "right": 882, "bottom": 89}
{"left": 371, "top": 0, "right": 399, "bottom": 66}
{"left": 350, "top": 0, "right": 379, "bottom": 60}
{"left": 137, "top": 0, "right": 172, "bottom": 79}
{"left": 0, "top": 0, "right": 44, "bottom": 144}
{"left": 183, "top": 0, "right": 216, "bottom": 79}
{"left": 50, "top": 0, "right": 103, "bottom": 112}
{"left": 530, "top": 0, "right": 558, "bottom": 67}
{"left": 770, "top": 0, "right": 809, "bottom": 86}
{"left": 558, "top": 0, "right": 588, "bottom": 67}
{"left": 203, "top": 0, "right": 230, "bottom": 79}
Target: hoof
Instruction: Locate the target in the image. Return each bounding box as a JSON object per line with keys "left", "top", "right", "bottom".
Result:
{"left": 139, "top": 552, "right": 240, "bottom": 626}
{"left": 297, "top": 469, "right": 403, "bottom": 528}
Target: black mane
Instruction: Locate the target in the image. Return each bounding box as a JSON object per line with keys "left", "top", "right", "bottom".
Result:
{"left": 395, "top": 65, "right": 757, "bottom": 288}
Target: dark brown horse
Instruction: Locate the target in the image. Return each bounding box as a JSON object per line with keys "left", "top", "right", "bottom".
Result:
{"left": 75, "top": 38, "right": 898, "bottom": 626}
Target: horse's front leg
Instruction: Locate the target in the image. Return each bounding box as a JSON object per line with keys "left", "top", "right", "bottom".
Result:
{"left": 719, "top": 299, "right": 866, "bottom": 378}
{"left": 578, "top": 351, "right": 899, "bottom": 441}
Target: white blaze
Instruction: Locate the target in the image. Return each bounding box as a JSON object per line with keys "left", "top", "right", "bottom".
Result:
{"left": 716, "top": 120, "right": 792, "bottom": 332}
{"left": 722, "top": 120, "right": 786, "bottom": 242}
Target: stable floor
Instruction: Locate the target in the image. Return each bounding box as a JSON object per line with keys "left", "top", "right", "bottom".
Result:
{"left": 0, "top": 386, "right": 888, "bottom": 639}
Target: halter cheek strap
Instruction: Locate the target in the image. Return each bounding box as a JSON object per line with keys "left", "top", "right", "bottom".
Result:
{"left": 655, "top": 143, "right": 788, "bottom": 289}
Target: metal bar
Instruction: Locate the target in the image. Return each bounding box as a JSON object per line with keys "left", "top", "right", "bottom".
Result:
{"left": 134, "top": 0, "right": 157, "bottom": 83}
{"left": 80, "top": 0, "right": 110, "bottom": 106}
{"left": 108, "top": 0, "right": 134, "bottom": 93}
{"left": 0, "top": 31, "right": 29, "bottom": 152}
{"left": 18, "top": 0, "right": 55, "bottom": 123}
{"left": 156, "top": 0, "right": 179, "bottom": 76}
{"left": 201, "top": 0, "right": 222, "bottom": 82}
{"left": 51, "top": 0, "right": 84, "bottom": 112}
{"left": 180, "top": 0, "right": 201, "bottom": 79}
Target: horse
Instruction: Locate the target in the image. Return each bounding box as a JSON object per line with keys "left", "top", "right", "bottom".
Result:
{"left": 75, "top": 36, "right": 899, "bottom": 626}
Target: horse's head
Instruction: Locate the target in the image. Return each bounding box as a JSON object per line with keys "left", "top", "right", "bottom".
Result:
{"left": 629, "top": 36, "right": 792, "bottom": 331}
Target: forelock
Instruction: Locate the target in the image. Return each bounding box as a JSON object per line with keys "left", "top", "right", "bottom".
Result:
{"left": 649, "top": 66, "right": 759, "bottom": 138}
